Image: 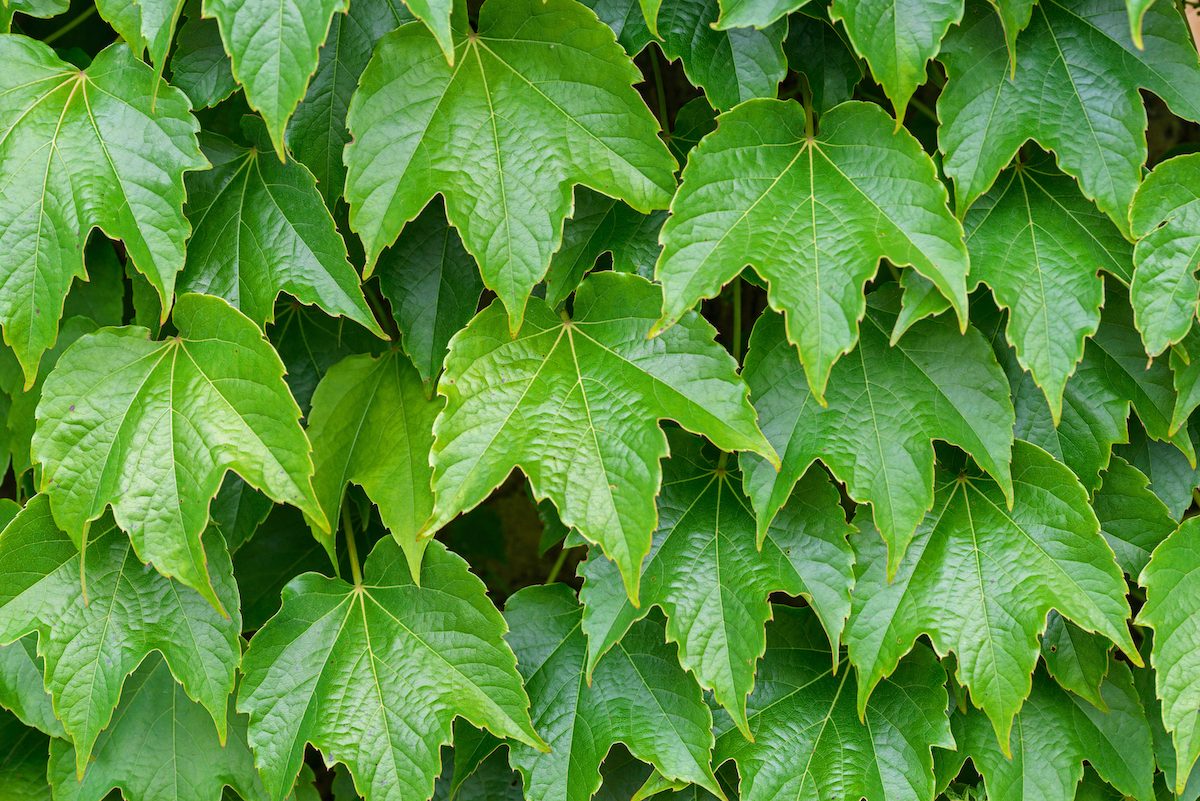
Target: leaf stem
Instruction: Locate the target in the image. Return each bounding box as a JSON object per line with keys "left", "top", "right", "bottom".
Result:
{"left": 731, "top": 277, "right": 743, "bottom": 363}
{"left": 364, "top": 281, "right": 400, "bottom": 340}
{"left": 545, "top": 545, "right": 569, "bottom": 584}
{"left": 43, "top": 5, "right": 98, "bottom": 45}
{"left": 649, "top": 46, "right": 670, "bottom": 131}
{"left": 342, "top": 503, "right": 364, "bottom": 587}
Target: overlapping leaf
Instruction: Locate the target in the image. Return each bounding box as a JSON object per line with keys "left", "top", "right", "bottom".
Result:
{"left": 1092, "top": 455, "right": 1175, "bottom": 577}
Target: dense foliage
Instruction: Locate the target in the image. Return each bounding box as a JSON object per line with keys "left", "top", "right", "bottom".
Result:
{"left": 1, "top": 0, "right": 1200, "bottom": 799}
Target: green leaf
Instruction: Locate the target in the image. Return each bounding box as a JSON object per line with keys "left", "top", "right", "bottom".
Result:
{"left": 238, "top": 537, "right": 543, "bottom": 801}
{"left": 374, "top": 202, "right": 483, "bottom": 384}
{"left": 1, "top": 0, "right": 67, "bottom": 33}
{"left": 845, "top": 440, "right": 1138, "bottom": 748}
{"left": 0, "top": 708, "right": 51, "bottom": 801}
{"left": 1170, "top": 330, "right": 1200, "bottom": 435}
{"left": 1132, "top": 636, "right": 1200, "bottom": 800}
{"left": 95, "top": 0, "right": 183, "bottom": 78}
{"left": 33, "top": 293, "right": 324, "bottom": 606}
{"left": 268, "top": 302, "right": 383, "bottom": 417}
{"left": 232, "top": 505, "right": 330, "bottom": 631}
{"left": 828, "top": 0, "right": 962, "bottom": 119}
{"left": 1116, "top": 423, "right": 1200, "bottom": 519}
{"left": 0, "top": 495, "right": 241, "bottom": 775}
{"left": 170, "top": 9, "right": 237, "bottom": 109}
{"left": 306, "top": 350, "right": 442, "bottom": 575}
{"left": 0, "top": 636, "right": 62, "bottom": 737}
{"left": 1138, "top": 517, "right": 1200, "bottom": 794}
{"left": 1040, "top": 612, "right": 1112, "bottom": 710}
{"left": 581, "top": 0, "right": 654, "bottom": 54}
{"left": 937, "top": 0, "right": 1200, "bottom": 235}
{"left": 0, "top": 38, "right": 206, "bottom": 383}
{"left": 711, "top": 605, "right": 953, "bottom": 801}
{"left": 740, "top": 288, "right": 1013, "bottom": 578}
{"left": 345, "top": 0, "right": 677, "bottom": 333}
{"left": 427, "top": 272, "right": 774, "bottom": 603}
{"left": 49, "top": 654, "right": 269, "bottom": 801}
{"left": 578, "top": 431, "right": 854, "bottom": 735}
{"left": 953, "top": 662, "right": 1154, "bottom": 801}
{"left": 182, "top": 120, "right": 381, "bottom": 335}
{"left": 783, "top": 6, "right": 865, "bottom": 115}
{"left": 210, "top": 474, "right": 273, "bottom": 552}
{"left": 709, "top": 0, "right": 810, "bottom": 30}
{"left": 655, "top": 99, "right": 968, "bottom": 399}
{"left": 504, "top": 583, "right": 723, "bottom": 801}
{"left": 1130, "top": 153, "right": 1200, "bottom": 356}
{"left": 665, "top": 97, "right": 717, "bottom": 165}
{"left": 964, "top": 155, "right": 1133, "bottom": 419}
{"left": 1092, "top": 455, "right": 1175, "bottom": 577}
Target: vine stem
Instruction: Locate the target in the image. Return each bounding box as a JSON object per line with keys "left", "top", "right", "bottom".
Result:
{"left": 43, "top": 5, "right": 97, "bottom": 45}
{"left": 544, "top": 546, "right": 569, "bottom": 584}
{"left": 343, "top": 503, "right": 364, "bottom": 587}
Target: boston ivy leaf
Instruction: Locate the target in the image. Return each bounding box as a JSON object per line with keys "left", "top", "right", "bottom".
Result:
{"left": 0, "top": 708, "right": 50, "bottom": 800}
{"left": 845, "top": 440, "right": 1138, "bottom": 747}
{"left": 182, "top": 120, "right": 381, "bottom": 335}
{"left": 427, "top": 272, "right": 774, "bottom": 603}
{"left": 666, "top": 97, "right": 717, "bottom": 165}
{"left": 48, "top": 654, "right": 268, "bottom": 801}
{"left": 1, "top": 0, "right": 67, "bottom": 32}
{"left": 345, "top": 0, "right": 677, "bottom": 333}
{"left": 1170, "top": 330, "right": 1200, "bottom": 435}
{"left": 306, "top": 350, "right": 442, "bottom": 575}
{"left": 0, "top": 495, "right": 241, "bottom": 775}
{"left": 238, "top": 537, "right": 543, "bottom": 801}
{"left": 784, "top": 6, "right": 865, "bottom": 115}
{"left": 964, "top": 155, "right": 1133, "bottom": 419}
{"left": 1130, "top": 153, "right": 1200, "bottom": 356}
{"left": 232, "top": 505, "right": 330, "bottom": 631}
{"left": 374, "top": 203, "right": 483, "bottom": 384}
{"left": 937, "top": 0, "right": 1200, "bottom": 234}
{"left": 1137, "top": 517, "right": 1200, "bottom": 794}
{"left": 828, "top": 0, "right": 962, "bottom": 119}
{"left": 708, "top": 0, "right": 809, "bottom": 30}
{"left": 170, "top": 8, "right": 237, "bottom": 109}
{"left": 210, "top": 474, "right": 273, "bottom": 552}
{"left": 579, "top": 431, "right": 854, "bottom": 734}
{"left": 0, "top": 38, "right": 206, "bottom": 383}
{"left": 1092, "top": 455, "right": 1175, "bottom": 577}
{"left": 581, "top": 0, "right": 654, "bottom": 54}
{"left": 711, "top": 605, "right": 952, "bottom": 801}
{"left": 504, "top": 584, "right": 723, "bottom": 801}
{"left": 287, "top": 0, "right": 412, "bottom": 208}
{"left": 740, "top": 288, "right": 1013, "bottom": 578}
{"left": 953, "top": 663, "right": 1154, "bottom": 801}
{"left": 33, "top": 294, "right": 324, "bottom": 606}
{"left": 656, "top": 99, "right": 969, "bottom": 399}
{"left": 95, "top": 0, "right": 182, "bottom": 79}
{"left": 1132, "top": 636, "right": 1200, "bottom": 800}
{"left": 0, "top": 636, "right": 62, "bottom": 737}
{"left": 1116, "top": 423, "right": 1200, "bottom": 519}
{"left": 1040, "top": 613, "right": 1111, "bottom": 710}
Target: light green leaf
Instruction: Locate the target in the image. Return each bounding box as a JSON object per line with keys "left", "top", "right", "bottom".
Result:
{"left": 33, "top": 294, "right": 323, "bottom": 606}
{"left": 1092, "top": 455, "right": 1175, "bottom": 577}
{"left": 656, "top": 99, "right": 968, "bottom": 399}
{"left": 937, "top": 0, "right": 1200, "bottom": 235}
{"left": 1040, "top": 612, "right": 1112, "bottom": 710}
{"left": 0, "top": 38, "right": 206, "bottom": 383}
{"left": 345, "top": 0, "right": 677, "bottom": 333}
{"left": 1138, "top": 517, "right": 1200, "bottom": 794}
{"left": 49, "top": 654, "right": 268, "bottom": 801}
{"left": 1, "top": 0, "right": 67, "bottom": 32}
{"left": 306, "top": 350, "right": 442, "bottom": 576}
{"left": 709, "top": 0, "right": 811, "bottom": 30}
{"left": 505, "top": 584, "right": 722, "bottom": 801}
{"left": 95, "top": 0, "right": 183, "bottom": 78}
{"left": 238, "top": 537, "right": 543, "bottom": 801}
{"left": 0, "top": 495, "right": 241, "bottom": 775}
{"left": 427, "top": 272, "right": 774, "bottom": 603}
{"left": 846, "top": 440, "right": 1138, "bottom": 749}
{"left": 740, "top": 288, "right": 1013, "bottom": 578}
{"left": 1127, "top": 0, "right": 1157, "bottom": 46}
{"left": 579, "top": 432, "right": 854, "bottom": 735}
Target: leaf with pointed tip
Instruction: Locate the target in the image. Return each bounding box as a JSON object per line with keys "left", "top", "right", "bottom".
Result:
{"left": 375, "top": 203, "right": 483, "bottom": 383}
{"left": 1, "top": 0, "right": 67, "bottom": 32}
{"left": 182, "top": 122, "right": 381, "bottom": 335}
{"left": 846, "top": 440, "right": 1138, "bottom": 748}
{"left": 210, "top": 475, "right": 273, "bottom": 552}
{"left": 579, "top": 431, "right": 854, "bottom": 735}
{"left": 955, "top": 663, "right": 1154, "bottom": 801}
{"left": 0, "top": 709, "right": 50, "bottom": 800}
{"left": 937, "top": 0, "right": 1200, "bottom": 235}
{"left": 268, "top": 302, "right": 383, "bottom": 417}
{"left": 581, "top": 0, "right": 654, "bottom": 54}
{"left": 708, "top": 0, "right": 810, "bottom": 30}
{"left": 1170, "top": 331, "right": 1200, "bottom": 435}
{"left": 95, "top": 0, "right": 183, "bottom": 78}
{"left": 656, "top": 99, "right": 968, "bottom": 399}
{"left": 170, "top": 9, "right": 237, "bottom": 108}
{"left": 0, "top": 636, "right": 62, "bottom": 737}
{"left": 740, "top": 288, "right": 1013, "bottom": 578}
{"left": 712, "top": 605, "right": 952, "bottom": 801}
{"left": 428, "top": 272, "right": 773, "bottom": 603}
{"left": 1041, "top": 613, "right": 1111, "bottom": 710}
{"left": 238, "top": 537, "right": 542, "bottom": 801}
{"left": 33, "top": 294, "right": 324, "bottom": 606}
{"left": 964, "top": 156, "right": 1132, "bottom": 419}
{"left": 345, "top": 0, "right": 677, "bottom": 333}
{"left": 504, "top": 583, "right": 723, "bottom": 801}
{"left": 1117, "top": 424, "right": 1200, "bottom": 519}
{"left": 0, "top": 495, "right": 241, "bottom": 775}
{"left": 1092, "top": 455, "right": 1175, "bottom": 577}
{"left": 784, "top": 7, "right": 864, "bottom": 115}
{"left": 306, "top": 350, "right": 441, "bottom": 575}
{"left": 1138, "top": 517, "right": 1200, "bottom": 794}
{"left": 0, "top": 38, "right": 206, "bottom": 383}
{"left": 49, "top": 654, "right": 268, "bottom": 801}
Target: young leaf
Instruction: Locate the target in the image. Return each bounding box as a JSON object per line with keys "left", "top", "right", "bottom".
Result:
{"left": 33, "top": 294, "right": 324, "bottom": 606}
{"left": 1092, "top": 455, "right": 1175, "bottom": 577}
{"left": 344, "top": 0, "right": 677, "bottom": 333}
{"left": 953, "top": 663, "right": 1154, "bottom": 801}
{"left": 0, "top": 38, "right": 206, "bottom": 383}
{"left": 710, "top": 606, "right": 953, "bottom": 801}
{"left": 427, "top": 272, "right": 774, "bottom": 603}
{"left": 0, "top": 496, "right": 241, "bottom": 775}
{"left": 504, "top": 584, "right": 723, "bottom": 801}
{"left": 237, "top": 538, "right": 543, "bottom": 801}
{"left": 306, "top": 350, "right": 442, "bottom": 576}
{"left": 655, "top": 99, "right": 968, "bottom": 399}
{"left": 48, "top": 654, "right": 269, "bottom": 801}
{"left": 937, "top": 0, "right": 1200, "bottom": 234}
{"left": 1138, "top": 517, "right": 1200, "bottom": 794}
{"left": 181, "top": 121, "right": 381, "bottom": 335}
{"left": 740, "top": 288, "right": 1013, "bottom": 578}
{"left": 578, "top": 432, "right": 854, "bottom": 735}
{"left": 845, "top": 440, "right": 1138, "bottom": 748}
